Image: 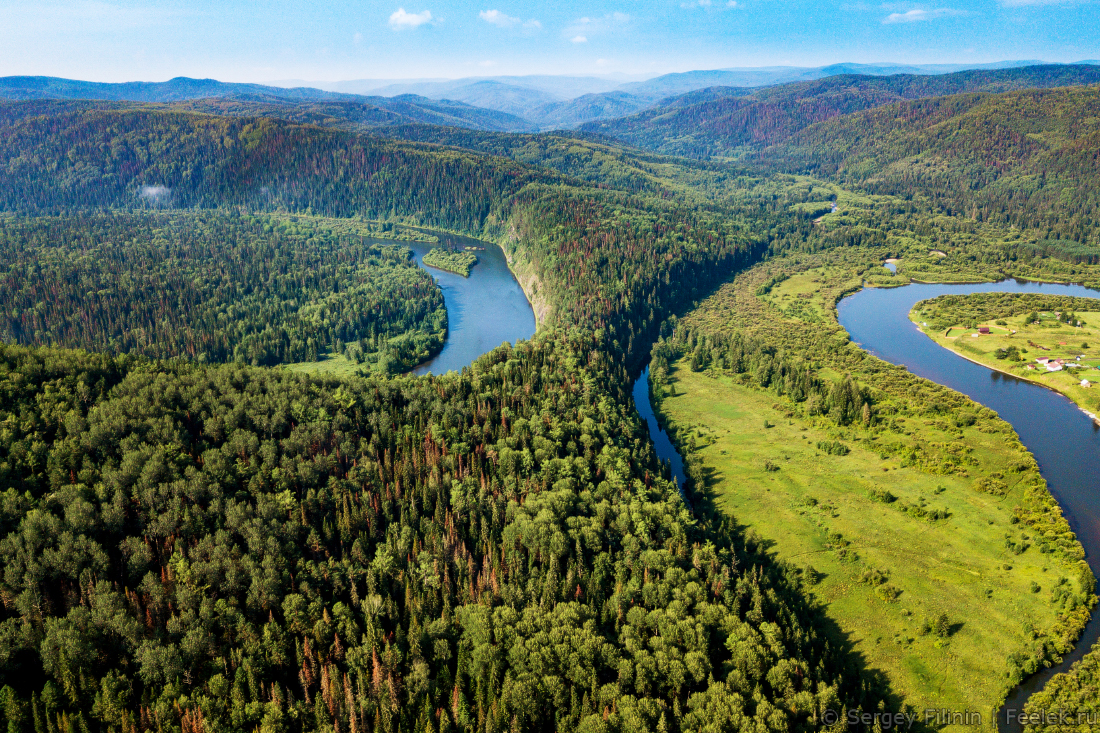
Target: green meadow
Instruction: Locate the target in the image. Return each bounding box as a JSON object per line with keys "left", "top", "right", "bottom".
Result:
{"left": 658, "top": 364, "right": 1090, "bottom": 727}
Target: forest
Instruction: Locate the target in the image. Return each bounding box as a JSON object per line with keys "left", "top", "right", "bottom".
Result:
{"left": 3, "top": 68, "right": 1100, "bottom": 731}
{"left": 581, "top": 64, "right": 1100, "bottom": 159}
{"left": 0, "top": 213, "right": 446, "bottom": 373}
{"left": 421, "top": 249, "right": 477, "bottom": 278}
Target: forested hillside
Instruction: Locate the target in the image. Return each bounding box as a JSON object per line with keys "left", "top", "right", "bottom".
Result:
{"left": 0, "top": 213, "right": 446, "bottom": 371}
{"left": 4, "top": 70, "right": 1100, "bottom": 732}
{"left": 582, "top": 64, "right": 1100, "bottom": 158}
{"left": 0, "top": 77, "right": 535, "bottom": 133}
{"left": 0, "top": 98, "right": 903, "bottom": 733}
{"left": 760, "top": 86, "right": 1100, "bottom": 244}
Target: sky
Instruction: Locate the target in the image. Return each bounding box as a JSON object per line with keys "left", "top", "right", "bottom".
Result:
{"left": 0, "top": 0, "right": 1097, "bottom": 83}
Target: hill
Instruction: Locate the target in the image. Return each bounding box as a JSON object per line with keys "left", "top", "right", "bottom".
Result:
{"left": 758, "top": 85, "right": 1100, "bottom": 243}
{"left": 0, "top": 98, "right": 887, "bottom": 733}
{"left": 0, "top": 76, "right": 536, "bottom": 132}
{"left": 582, "top": 64, "right": 1100, "bottom": 157}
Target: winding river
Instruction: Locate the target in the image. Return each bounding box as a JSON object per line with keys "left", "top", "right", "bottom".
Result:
{"left": 406, "top": 234, "right": 1099, "bottom": 724}
{"left": 406, "top": 235, "right": 536, "bottom": 375}
{"left": 632, "top": 278, "right": 1100, "bottom": 728}
{"left": 837, "top": 279, "right": 1100, "bottom": 730}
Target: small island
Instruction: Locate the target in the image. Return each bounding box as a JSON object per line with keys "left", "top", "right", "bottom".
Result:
{"left": 911, "top": 292, "right": 1100, "bottom": 418}
{"left": 423, "top": 247, "right": 478, "bottom": 277}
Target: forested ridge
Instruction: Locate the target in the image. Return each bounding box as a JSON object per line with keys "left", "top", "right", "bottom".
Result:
{"left": 0, "top": 213, "right": 446, "bottom": 372}
{"left": 580, "top": 64, "right": 1100, "bottom": 158}
{"left": 0, "top": 98, "right": 897, "bottom": 733}
{"left": 0, "top": 333, "right": 877, "bottom": 733}
{"left": 4, "top": 73, "right": 1100, "bottom": 731}
{"left": 758, "top": 86, "right": 1100, "bottom": 244}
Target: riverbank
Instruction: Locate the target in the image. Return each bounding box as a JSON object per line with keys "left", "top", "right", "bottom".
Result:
{"left": 645, "top": 252, "right": 1097, "bottom": 730}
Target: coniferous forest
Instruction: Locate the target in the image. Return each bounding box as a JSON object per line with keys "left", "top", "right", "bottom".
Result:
{"left": 3, "top": 63, "right": 1100, "bottom": 732}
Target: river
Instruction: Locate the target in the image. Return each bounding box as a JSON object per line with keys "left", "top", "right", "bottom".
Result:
{"left": 406, "top": 235, "right": 536, "bottom": 375}
{"left": 406, "top": 233, "right": 1098, "bottom": 723}
{"left": 836, "top": 279, "right": 1100, "bottom": 731}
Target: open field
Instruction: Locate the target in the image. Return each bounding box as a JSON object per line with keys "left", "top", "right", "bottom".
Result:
{"left": 658, "top": 361, "right": 1091, "bottom": 727}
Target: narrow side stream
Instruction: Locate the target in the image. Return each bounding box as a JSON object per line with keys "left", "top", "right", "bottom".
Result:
{"left": 632, "top": 366, "right": 687, "bottom": 491}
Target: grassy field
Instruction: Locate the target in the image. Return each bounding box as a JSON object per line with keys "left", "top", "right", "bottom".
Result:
{"left": 284, "top": 350, "right": 368, "bottom": 378}
{"left": 658, "top": 362, "right": 1089, "bottom": 727}
{"left": 913, "top": 308, "right": 1100, "bottom": 418}
{"left": 651, "top": 249, "right": 1097, "bottom": 729}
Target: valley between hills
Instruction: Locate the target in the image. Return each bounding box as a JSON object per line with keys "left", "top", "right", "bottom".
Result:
{"left": 2, "top": 63, "right": 1100, "bottom": 733}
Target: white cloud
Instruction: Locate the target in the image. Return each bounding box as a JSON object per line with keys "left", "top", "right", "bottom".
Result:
{"left": 479, "top": 9, "right": 541, "bottom": 32}
{"left": 388, "top": 7, "right": 432, "bottom": 29}
{"left": 882, "top": 7, "right": 965, "bottom": 22}
{"left": 1001, "top": 0, "right": 1082, "bottom": 5}
{"left": 566, "top": 12, "right": 630, "bottom": 40}
{"left": 479, "top": 9, "right": 519, "bottom": 26}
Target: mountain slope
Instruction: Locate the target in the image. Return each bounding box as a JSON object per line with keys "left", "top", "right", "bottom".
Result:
{"left": 760, "top": 86, "right": 1100, "bottom": 242}
{"left": 583, "top": 64, "right": 1100, "bottom": 158}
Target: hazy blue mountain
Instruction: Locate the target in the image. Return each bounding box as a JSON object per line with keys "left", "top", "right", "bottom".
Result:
{"left": 531, "top": 91, "right": 652, "bottom": 129}
{"left": 0, "top": 76, "right": 536, "bottom": 132}
{"left": 0, "top": 76, "right": 351, "bottom": 102}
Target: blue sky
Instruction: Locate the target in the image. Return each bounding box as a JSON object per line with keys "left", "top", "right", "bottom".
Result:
{"left": 0, "top": 0, "right": 1097, "bottom": 83}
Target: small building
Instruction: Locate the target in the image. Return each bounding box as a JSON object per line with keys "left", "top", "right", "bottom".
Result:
{"left": 1047, "top": 362, "right": 1064, "bottom": 372}
{"left": 1082, "top": 380, "right": 1092, "bottom": 388}
{"left": 1036, "top": 357, "right": 1051, "bottom": 365}
{"left": 979, "top": 326, "right": 990, "bottom": 334}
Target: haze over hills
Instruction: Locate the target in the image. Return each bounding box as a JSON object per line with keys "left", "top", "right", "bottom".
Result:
{"left": 270, "top": 60, "right": 1084, "bottom": 129}
{"left": 3, "top": 61, "right": 1096, "bottom": 134}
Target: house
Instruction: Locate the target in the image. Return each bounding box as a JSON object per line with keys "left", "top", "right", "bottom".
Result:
{"left": 1082, "top": 380, "right": 1092, "bottom": 388}
{"left": 1036, "top": 357, "right": 1051, "bottom": 365}
{"left": 979, "top": 327, "right": 990, "bottom": 334}
{"left": 1047, "top": 362, "right": 1064, "bottom": 372}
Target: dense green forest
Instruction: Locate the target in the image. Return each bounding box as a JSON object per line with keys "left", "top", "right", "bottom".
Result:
{"left": 0, "top": 99, "right": 896, "bottom": 733}
{"left": 0, "top": 333, "right": 879, "bottom": 733}
{"left": 0, "top": 213, "right": 446, "bottom": 372}
{"left": 759, "top": 86, "right": 1100, "bottom": 244}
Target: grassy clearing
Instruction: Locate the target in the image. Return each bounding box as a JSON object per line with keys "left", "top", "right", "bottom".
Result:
{"left": 659, "top": 362, "right": 1088, "bottom": 727}
{"left": 284, "top": 350, "right": 367, "bottom": 379}
{"left": 913, "top": 307, "right": 1100, "bottom": 418}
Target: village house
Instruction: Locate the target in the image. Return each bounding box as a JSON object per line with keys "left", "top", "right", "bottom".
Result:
{"left": 1082, "top": 379, "right": 1092, "bottom": 388}
{"left": 978, "top": 326, "right": 990, "bottom": 334}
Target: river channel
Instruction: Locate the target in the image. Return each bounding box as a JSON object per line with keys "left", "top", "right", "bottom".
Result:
{"left": 837, "top": 279, "right": 1100, "bottom": 731}
{"left": 406, "top": 235, "right": 536, "bottom": 375}
{"left": 406, "top": 234, "right": 1098, "bottom": 724}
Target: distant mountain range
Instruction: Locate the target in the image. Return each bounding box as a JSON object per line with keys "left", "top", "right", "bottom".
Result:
{"left": 580, "top": 64, "right": 1100, "bottom": 158}
{"left": 3, "top": 61, "right": 1098, "bottom": 135}
{"left": 267, "top": 60, "right": 1091, "bottom": 129}
{"left": 0, "top": 76, "right": 537, "bottom": 132}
